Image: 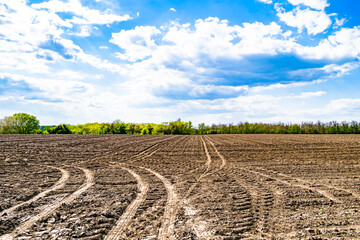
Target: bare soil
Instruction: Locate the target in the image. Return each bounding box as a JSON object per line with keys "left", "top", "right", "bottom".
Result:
{"left": 0, "top": 134, "right": 360, "bottom": 239}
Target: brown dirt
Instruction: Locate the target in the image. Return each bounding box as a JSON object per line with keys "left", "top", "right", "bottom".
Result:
{"left": 0, "top": 134, "right": 360, "bottom": 239}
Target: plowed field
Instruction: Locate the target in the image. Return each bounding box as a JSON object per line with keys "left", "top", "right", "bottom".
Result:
{"left": 1, "top": 135, "right": 360, "bottom": 239}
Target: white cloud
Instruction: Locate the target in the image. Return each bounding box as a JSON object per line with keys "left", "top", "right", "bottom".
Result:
{"left": 235, "top": 21, "right": 295, "bottom": 55}
{"left": 297, "top": 27, "right": 360, "bottom": 59}
{"left": 288, "top": 0, "right": 329, "bottom": 11}
{"left": 0, "top": 1, "right": 70, "bottom": 47}
{"left": 322, "top": 62, "right": 360, "bottom": 77}
{"left": 251, "top": 80, "right": 325, "bottom": 93}
{"left": 257, "top": 0, "right": 272, "bottom": 4}
{"left": 159, "top": 18, "right": 295, "bottom": 63}
{"left": 32, "top": 0, "right": 131, "bottom": 25}
{"left": 69, "top": 25, "right": 92, "bottom": 37}
{"left": 276, "top": 6, "right": 332, "bottom": 35}
{"left": 0, "top": 72, "right": 94, "bottom": 103}
{"left": 105, "top": 17, "right": 359, "bottom": 105}
{"left": 1, "top": 0, "right": 360, "bottom": 126}
{"left": 110, "top": 26, "right": 161, "bottom": 61}
{"left": 326, "top": 99, "right": 360, "bottom": 112}
{"left": 301, "top": 98, "right": 360, "bottom": 120}
{"left": 169, "top": 8, "right": 176, "bottom": 12}
{"left": 0, "top": 0, "right": 123, "bottom": 75}
{"left": 334, "top": 18, "right": 346, "bottom": 28}
{"left": 294, "top": 91, "right": 326, "bottom": 98}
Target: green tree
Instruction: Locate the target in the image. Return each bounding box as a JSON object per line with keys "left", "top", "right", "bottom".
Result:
{"left": 289, "top": 124, "right": 301, "bottom": 134}
{"left": 0, "top": 113, "right": 40, "bottom": 134}
{"left": 198, "top": 123, "right": 206, "bottom": 135}
{"left": 47, "top": 124, "right": 72, "bottom": 134}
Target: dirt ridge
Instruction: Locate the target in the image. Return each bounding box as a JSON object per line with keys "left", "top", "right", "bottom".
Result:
{"left": 0, "top": 166, "right": 69, "bottom": 217}
{"left": 104, "top": 167, "right": 149, "bottom": 240}
{"left": 0, "top": 167, "right": 94, "bottom": 240}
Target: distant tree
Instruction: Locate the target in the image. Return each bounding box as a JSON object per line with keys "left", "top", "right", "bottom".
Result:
{"left": 141, "top": 127, "right": 149, "bottom": 135}
{"left": 275, "top": 125, "right": 286, "bottom": 134}
{"left": 113, "top": 122, "right": 127, "bottom": 134}
{"left": 127, "top": 123, "right": 136, "bottom": 134}
{"left": 146, "top": 124, "right": 154, "bottom": 135}
{"left": 0, "top": 113, "right": 40, "bottom": 134}
{"left": 198, "top": 123, "right": 206, "bottom": 135}
{"left": 289, "top": 124, "right": 301, "bottom": 134}
{"left": 47, "top": 124, "right": 72, "bottom": 134}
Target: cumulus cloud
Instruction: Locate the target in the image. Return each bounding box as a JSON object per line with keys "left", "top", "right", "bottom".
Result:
{"left": 159, "top": 18, "right": 295, "bottom": 63}
{"left": 69, "top": 25, "right": 93, "bottom": 37}
{"left": 1, "top": 0, "right": 360, "bottom": 124}
{"left": 32, "top": 0, "right": 131, "bottom": 25}
{"left": 326, "top": 99, "right": 360, "bottom": 112}
{"left": 110, "top": 26, "right": 161, "bottom": 61}
{"left": 297, "top": 27, "right": 360, "bottom": 59}
{"left": 276, "top": 6, "right": 332, "bottom": 35}
{"left": 287, "top": 0, "right": 329, "bottom": 11}
{"left": 0, "top": 72, "right": 94, "bottom": 103}
{"left": 0, "top": 1, "right": 70, "bottom": 47}
{"left": 169, "top": 8, "right": 176, "bottom": 12}
{"left": 300, "top": 98, "right": 360, "bottom": 121}
{"left": 105, "top": 17, "right": 360, "bottom": 103}
{"left": 0, "top": 0, "right": 131, "bottom": 75}
{"left": 334, "top": 18, "right": 346, "bottom": 28}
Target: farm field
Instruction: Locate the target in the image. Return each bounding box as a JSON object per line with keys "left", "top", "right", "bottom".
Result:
{"left": 0, "top": 135, "right": 360, "bottom": 240}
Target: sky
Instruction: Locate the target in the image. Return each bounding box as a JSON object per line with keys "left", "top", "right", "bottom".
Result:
{"left": 0, "top": 0, "right": 359, "bottom": 125}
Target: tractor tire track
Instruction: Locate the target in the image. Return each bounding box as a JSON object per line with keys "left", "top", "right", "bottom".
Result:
{"left": 128, "top": 136, "right": 177, "bottom": 160}
{"left": 144, "top": 167, "right": 179, "bottom": 240}
{"left": 0, "top": 167, "right": 94, "bottom": 240}
{"left": 260, "top": 168, "right": 360, "bottom": 201}
{"left": 204, "top": 136, "right": 226, "bottom": 169}
{"left": 105, "top": 141, "right": 175, "bottom": 239}
{"left": 183, "top": 136, "right": 211, "bottom": 198}
{"left": 104, "top": 167, "right": 149, "bottom": 240}
{"left": 204, "top": 137, "right": 260, "bottom": 238}
{"left": 245, "top": 168, "right": 341, "bottom": 203}
{"left": 229, "top": 167, "right": 276, "bottom": 239}
{"left": 0, "top": 166, "right": 69, "bottom": 217}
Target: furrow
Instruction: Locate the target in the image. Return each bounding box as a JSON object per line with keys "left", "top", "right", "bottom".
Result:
{"left": 104, "top": 167, "right": 149, "bottom": 240}
{"left": 0, "top": 167, "right": 94, "bottom": 240}
{"left": 144, "top": 167, "right": 180, "bottom": 240}
{"left": 245, "top": 168, "right": 341, "bottom": 203}
{"left": 0, "top": 166, "right": 69, "bottom": 217}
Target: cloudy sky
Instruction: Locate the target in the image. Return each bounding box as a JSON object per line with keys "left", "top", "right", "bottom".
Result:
{"left": 0, "top": 0, "right": 359, "bottom": 125}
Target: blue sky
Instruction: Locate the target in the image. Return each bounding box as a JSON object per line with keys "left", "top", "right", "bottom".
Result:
{"left": 0, "top": 0, "right": 359, "bottom": 125}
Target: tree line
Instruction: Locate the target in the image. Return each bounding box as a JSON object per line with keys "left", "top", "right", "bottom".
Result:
{"left": 1, "top": 113, "right": 360, "bottom": 134}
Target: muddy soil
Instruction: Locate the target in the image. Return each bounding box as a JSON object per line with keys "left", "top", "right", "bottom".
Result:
{"left": 0, "top": 134, "right": 360, "bottom": 239}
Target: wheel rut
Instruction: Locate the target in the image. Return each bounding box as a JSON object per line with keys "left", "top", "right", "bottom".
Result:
{"left": 0, "top": 166, "right": 69, "bottom": 217}
{"left": 228, "top": 167, "right": 276, "bottom": 238}
{"left": 198, "top": 137, "right": 257, "bottom": 238}
{"left": 245, "top": 168, "right": 341, "bottom": 203}
{"left": 104, "top": 167, "right": 149, "bottom": 240}
{"left": 144, "top": 167, "right": 179, "bottom": 240}
{"left": 184, "top": 136, "right": 212, "bottom": 198}
{"left": 129, "top": 136, "right": 177, "bottom": 160}
{"left": 0, "top": 167, "right": 94, "bottom": 240}
{"left": 204, "top": 136, "right": 226, "bottom": 170}
{"left": 262, "top": 168, "right": 360, "bottom": 202}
